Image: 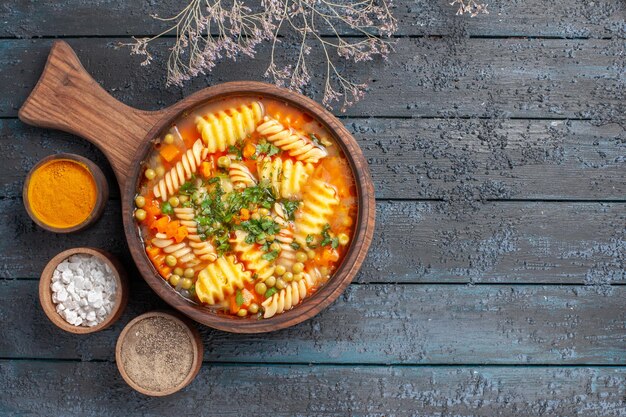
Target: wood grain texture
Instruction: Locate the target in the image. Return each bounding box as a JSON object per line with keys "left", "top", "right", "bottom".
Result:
{"left": 17, "top": 41, "right": 165, "bottom": 186}
{"left": 2, "top": 361, "right": 625, "bottom": 416}
{"left": 3, "top": 118, "right": 624, "bottom": 200}
{"left": 2, "top": 1, "right": 626, "bottom": 413}
{"left": 2, "top": 280, "right": 625, "bottom": 364}
{"left": 17, "top": 41, "right": 377, "bottom": 333}
{"left": 1, "top": 0, "right": 624, "bottom": 38}
{"left": 1, "top": 38, "right": 624, "bottom": 119}
{"left": 1, "top": 199, "right": 624, "bottom": 284}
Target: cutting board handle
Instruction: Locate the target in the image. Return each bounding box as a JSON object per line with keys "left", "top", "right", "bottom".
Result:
{"left": 18, "top": 41, "right": 166, "bottom": 186}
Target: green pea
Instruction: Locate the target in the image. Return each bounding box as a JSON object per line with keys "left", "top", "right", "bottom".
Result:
{"left": 144, "top": 169, "right": 156, "bottom": 180}
{"left": 283, "top": 272, "right": 294, "bottom": 282}
{"left": 292, "top": 262, "right": 304, "bottom": 274}
{"left": 165, "top": 255, "right": 177, "bottom": 267}
{"left": 173, "top": 267, "right": 184, "bottom": 276}
{"left": 295, "top": 251, "right": 308, "bottom": 263}
{"left": 270, "top": 242, "right": 281, "bottom": 252}
{"left": 265, "top": 276, "right": 276, "bottom": 288}
{"left": 338, "top": 233, "right": 350, "bottom": 246}
{"left": 251, "top": 212, "right": 261, "bottom": 221}
{"left": 183, "top": 268, "right": 195, "bottom": 278}
{"left": 169, "top": 196, "right": 180, "bottom": 207}
{"left": 163, "top": 133, "right": 175, "bottom": 144}
{"left": 276, "top": 278, "right": 286, "bottom": 290}
{"left": 135, "top": 196, "right": 146, "bottom": 208}
{"left": 169, "top": 274, "right": 181, "bottom": 286}
{"left": 248, "top": 303, "right": 259, "bottom": 314}
{"left": 134, "top": 209, "right": 147, "bottom": 221}
{"left": 274, "top": 265, "right": 286, "bottom": 276}
{"left": 178, "top": 195, "right": 189, "bottom": 204}
{"left": 155, "top": 166, "right": 165, "bottom": 177}
{"left": 217, "top": 156, "right": 231, "bottom": 168}
{"left": 237, "top": 309, "right": 248, "bottom": 317}
{"left": 181, "top": 278, "right": 193, "bottom": 290}
{"left": 258, "top": 208, "right": 270, "bottom": 216}
{"left": 293, "top": 273, "right": 303, "bottom": 281}
{"left": 255, "top": 282, "right": 267, "bottom": 295}
{"left": 307, "top": 250, "right": 316, "bottom": 260}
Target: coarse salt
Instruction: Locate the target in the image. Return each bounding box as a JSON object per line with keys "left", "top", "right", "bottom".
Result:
{"left": 51, "top": 254, "right": 117, "bottom": 327}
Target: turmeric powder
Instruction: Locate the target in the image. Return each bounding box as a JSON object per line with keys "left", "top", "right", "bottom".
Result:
{"left": 27, "top": 159, "right": 97, "bottom": 229}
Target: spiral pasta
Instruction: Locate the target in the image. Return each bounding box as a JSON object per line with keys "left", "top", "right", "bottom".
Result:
{"left": 151, "top": 233, "right": 198, "bottom": 266}
{"left": 257, "top": 156, "right": 313, "bottom": 199}
{"left": 195, "top": 102, "right": 264, "bottom": 153}
{"left": 195, "top": 255, "right": 252, "bottom": 305}
{"left": 229, "top": 162, "right": 257, "bottom": 189}
{"left": 294, "top": 179, "right": 339, "bottom": 247}
{"left": 230, "top": 230, "right": 275, "bottom": 281}
{"left": 262, "top": 273, "right": 315, "bottom": 318}
{"left": 154, "top": 139, "right": 208, "bottom": 201}
{"left": 174, "top": 207, "right": 218, "bottom": 262}
{"left": 273, "top": 203, "right": 297, "bottom": 269}
{"left": 257, "top": 116, "right": 328, "bottom": 164}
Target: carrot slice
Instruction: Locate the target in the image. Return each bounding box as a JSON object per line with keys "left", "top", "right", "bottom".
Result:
{"left": 173, "top": 226, "right": 189, "bottom": 243}
{"left": 243, "top": 143, "right": 256, "bottom": 159}
{"left": 159, "top": 144, "right": 181, "bottom": 162}
{"left": 151, "top": 216, "right": 170, "bottom": 234}
{"left": 165, "top": 220, "right": 181, "bottom": 238}
{"left": 229, "top": 295, "right": 240, "bottom": 314}
{"left": 199, "top": 161, "right": 212, "bottom": 178}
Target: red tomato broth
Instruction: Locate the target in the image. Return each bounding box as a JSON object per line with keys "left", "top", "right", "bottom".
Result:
{"left": 133, "top": 96, "right": 357, "bottom": 320}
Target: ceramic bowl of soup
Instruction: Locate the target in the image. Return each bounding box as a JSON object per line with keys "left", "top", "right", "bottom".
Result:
{"left": 19, "top": 41, "right": 375, "bottom": 333}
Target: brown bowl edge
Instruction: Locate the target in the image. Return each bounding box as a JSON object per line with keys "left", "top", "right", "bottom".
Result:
{"left": 122, "top": 82, "right": 376, "bottom": 333}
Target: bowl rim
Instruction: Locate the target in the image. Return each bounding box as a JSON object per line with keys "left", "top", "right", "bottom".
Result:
{"left": 122, "top": 81, "right": 376, "bottom": 333}
{"left": 23, "top": 153, "right": 109, "bottom": 234}
{"left": 115, "top": 311, "right": 203, "bottom": 396}
{"left": 39, "top": 247, "right": 128, "bottom": 334}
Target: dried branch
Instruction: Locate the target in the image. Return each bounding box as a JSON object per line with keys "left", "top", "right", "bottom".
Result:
{"left": 450, "top": 0, "right": 489, "bottom": 17}
{"left": 120, "top": 0, "right": 486, "bottom": 110}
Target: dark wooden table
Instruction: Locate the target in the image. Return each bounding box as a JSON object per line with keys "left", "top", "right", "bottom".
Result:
{"left": 1, "top": 1, "right": 625, "bottom": 415}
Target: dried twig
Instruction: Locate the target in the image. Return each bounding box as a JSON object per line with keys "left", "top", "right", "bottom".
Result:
{"left": 450, "top": 0, "right": 489, "bottom": 17}
{"left": 121, "top": 0, "right": 486, "bottom": 110}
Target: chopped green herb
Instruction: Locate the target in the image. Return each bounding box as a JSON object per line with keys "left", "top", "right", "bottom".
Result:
{"left": 261, "top": 250, "right": 280, "bottom": 261}
{"left": 305, "top": 234, "right": 317, "bottom": 249}
{"left": 160, "top": 201, "right": 174, "bottom": 215}
{"left": 309, "top": 133, "right": 324, "bottom": 148}
{"left": 281, "top": 200, "right": 301, "bottom": 221}
{"left": 235, "top": 290, "right": 244, "bottom": 306}
{"left": 179, "top": 178, "right": 197, "bottom": 194}
{"left": 320, "top": 223, "right": 339, "bottom": 248}
{"left": 228, "top": 144, "right": 243, "bottom": 160}
{"left": 290, "top": 242, "right": 301, "bottom": 250}
{"left": 265, "top": 287, "right": 278, "bottom": 298}
{"left": 237, "top": 217, "right": 281, "bottom": 245}
{"left": 253, "top": 142, "right": 281, "bottom": 160}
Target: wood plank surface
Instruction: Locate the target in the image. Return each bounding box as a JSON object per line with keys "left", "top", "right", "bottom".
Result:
{"left": 2, "top": 119, "right": 624, "bottom": 200}
{"left": 2, "top": 280, "right": 625, "bottom": 364}
{"left": 1, "top": 198, "right": 624, "bottom": 284}
{"left": 1, "top": 38, "right": 624, "bottom": 119}
{"left": 2, "top": 361, "right": 625, "bottom": 416}
{"left": 2, "top": 0, "right": 624, "bottom": 38}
